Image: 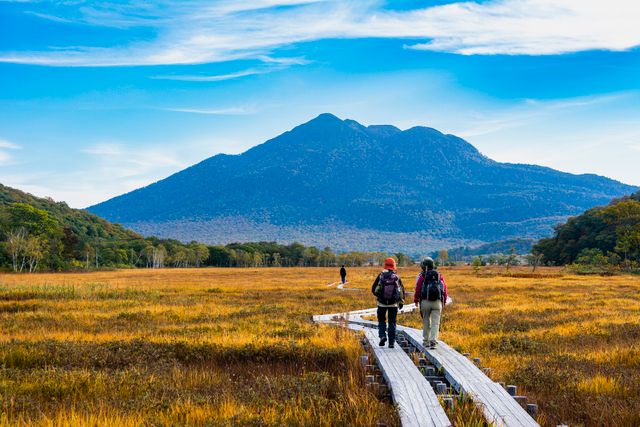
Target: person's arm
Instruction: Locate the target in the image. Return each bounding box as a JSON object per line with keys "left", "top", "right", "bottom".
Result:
{"left": 441, "top": 274, "right": 448, "bottom": 305}
{"left": 398, "top": 277, "right": 405, "bottom": 303}
{"left": 414, "top": 274, "right": 423, "bottom": 305}
{"left": 371, "top": 275, "right": 380, "bottom": 296}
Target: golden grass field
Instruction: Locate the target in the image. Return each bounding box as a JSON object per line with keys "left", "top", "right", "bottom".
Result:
{"left": 0, "top": 266, "right": 639, "bottom": 426}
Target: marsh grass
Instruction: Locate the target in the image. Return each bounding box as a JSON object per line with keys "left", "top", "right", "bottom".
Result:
{"left": 0, "top": 268, "right": 399, "bottom": 426}
{"left": 442, "top": 394, "right": 491, "bottom": 427}
{"left": 395, "top": 266, "right": 640, "bottom": 427}
{"left": 1, "top": 266, "right": 638, "bottom": 426}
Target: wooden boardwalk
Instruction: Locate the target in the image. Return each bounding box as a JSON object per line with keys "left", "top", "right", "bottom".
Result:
{"left": 360, "top": 327, "right": 451, "bottom": 427}
{"left": 402, "top": 329, "right": 539, "bottom": 427}
{"left": 314, "top": 303, "right": 540, "bottom": 427}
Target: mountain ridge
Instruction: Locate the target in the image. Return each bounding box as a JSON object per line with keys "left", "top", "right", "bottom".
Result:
{"left": 89, "top": 114, "right": 637, "bottom": 253}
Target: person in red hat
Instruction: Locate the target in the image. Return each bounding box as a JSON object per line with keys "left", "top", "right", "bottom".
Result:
{"left": 370, "top": 257, "right": 405, "bottom": 348}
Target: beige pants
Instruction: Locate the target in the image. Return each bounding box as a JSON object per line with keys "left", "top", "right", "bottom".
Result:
{"left": 420, "top": 299, "right": 442, "bottom": 343}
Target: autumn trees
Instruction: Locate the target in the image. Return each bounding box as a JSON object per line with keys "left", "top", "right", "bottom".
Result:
{"left": 533, "top": 192, "right": 640, "bottom": 270}
{"left": 0, "top": 201, "right": 210, "bottom": 272}
{"left": 1, "top": 203, "right": 59, "bottom": 272}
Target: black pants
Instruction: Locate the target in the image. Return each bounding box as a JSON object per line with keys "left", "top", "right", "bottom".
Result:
{"left": 377, "top": 306, "right": 398, "bottom": 344}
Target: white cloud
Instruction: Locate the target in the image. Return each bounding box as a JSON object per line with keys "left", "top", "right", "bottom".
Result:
{"left": 404, "top": 0, "right": 640, "bottom": 55}
{"left": 82, "top": 142, "right": 186, "bottom": 180}
{"left": 0, "top": 151, "right": 11, "bottom": 165}
{"left": 0, "top": 139, "right": 21, "bottom": 150}
{"left": 0, "top": 138, "right": 21, "bottom": 165}
{"left": 2, "top": 0, "right": 639, "bottom": 66}
{"left": 24, "top": 11, "right": 75, "bottom": 23}
{"left": 161, "top": 106, "right": 254, "bottom": 115}
{"left": 153, "top": 68, "right": 272, "bottom": 82}
{"left": 1, "top": 138, "right": 235, "bottom": 208}
{"left": 82, "top": 143, "right": 123, "bottom": 156}
{"left": 455, "top": 92, "right": 632, "bottom": 138}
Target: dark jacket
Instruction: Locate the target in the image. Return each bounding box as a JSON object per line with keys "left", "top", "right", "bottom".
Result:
{"left": 340, "top": 267, "right": 347, "bottom": 277}
{"left": 371, "top": 270, "right": 405, "bottom": 307}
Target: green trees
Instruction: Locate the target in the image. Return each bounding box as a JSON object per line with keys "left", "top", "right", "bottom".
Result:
{"left": 202, "top": 241, "right": 414, "bottom": 268}
{"left": 533, "top": 192, "right": 640, "bottom": 270}
{"left": 0, "top": 188, "right": 223, "bottom": 272}
{"left": 471, "top": 256, "right": 483, "bottom": 274}
{"left": 1, "top": 203, "right": 60, "bottom": 272}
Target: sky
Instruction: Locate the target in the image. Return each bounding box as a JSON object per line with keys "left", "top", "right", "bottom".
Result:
{"left": 1, "top": 0, "right": 639, "bottom": 208}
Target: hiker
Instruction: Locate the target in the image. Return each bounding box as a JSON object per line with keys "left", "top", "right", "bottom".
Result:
{"left": 371, "top": 258, "right": 405, "bottom": 348}
{"left": 340, "top": 265, "right": 347, "bottom": 284}
{"left": 414, "top": 257, "right": 448, "bottom": 349}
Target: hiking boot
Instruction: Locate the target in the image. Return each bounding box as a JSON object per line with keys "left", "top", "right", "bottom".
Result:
{"left": 429, "top": 340, "right": 437, "bottom": 349}
{"left": 379, "top": 337, "right": 387, "bottom": 347}
{"left": 389, "top": 342, "right": 395, "bottom": 349}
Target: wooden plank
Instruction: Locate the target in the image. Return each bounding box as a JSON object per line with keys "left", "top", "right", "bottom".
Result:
{"left": 402, "top": 329, "right": 538, "bottom": 427}
{"left": 430, "top": 343, "right": 538, "bottom": 427}
{"left": 365, "top": 328, "right": 442, "bottom": 426}
{"left": 315, "top": 304, "right": 538, "bottom": 427}
{"left": 362, "top": 328, "right": 451, "bottom": 427}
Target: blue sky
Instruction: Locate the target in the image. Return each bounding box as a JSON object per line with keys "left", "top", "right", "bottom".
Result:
{"left": 1, "top": 0, "right": 639, "bottom": 208}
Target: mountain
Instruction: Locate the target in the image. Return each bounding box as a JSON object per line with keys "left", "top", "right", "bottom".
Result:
{"left": 89, "top": 113, "right": 637, "bottom": 253}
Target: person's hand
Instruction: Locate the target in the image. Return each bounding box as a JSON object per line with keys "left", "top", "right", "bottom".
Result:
{"left": 398, "top": 303, "right": 403, "bottom": 310}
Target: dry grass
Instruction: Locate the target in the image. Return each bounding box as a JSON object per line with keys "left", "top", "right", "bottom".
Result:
{"left": 394, "top": 266, "right": 640, "bottom": 427}
{"left": 0, "top": 268, "right": 397, "bottom": 427}
{"left": 1, "top": 266, "right": 638, "bottom": 426}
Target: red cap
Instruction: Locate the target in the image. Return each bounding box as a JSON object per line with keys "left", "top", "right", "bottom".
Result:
{"left": 383, "top": 257, "right": 397, "bottom": 271}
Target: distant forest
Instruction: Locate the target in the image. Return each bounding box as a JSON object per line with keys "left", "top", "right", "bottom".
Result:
{"left": 0, "top": 184, "right": 411, "bottom": 272}
{"left": 4, "top": 182, "right": 638, "bottom": 273}
{"left": 435, "top": 238, "right": 535, "bottom": 261}
{"left": 534, "top": 192, "right": 640, "bottom": 270}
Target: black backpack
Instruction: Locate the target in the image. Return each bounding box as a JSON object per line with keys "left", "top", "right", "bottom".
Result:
{"left": 377, "top": 271, "right": 401, "bottom": 305}
{"left": 420, "top": 270, "right": 443, "bottom": 302}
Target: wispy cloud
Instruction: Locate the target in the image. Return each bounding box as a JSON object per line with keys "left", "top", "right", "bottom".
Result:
{"left": 0, "top": 139, "right": 21, "bottom": 150}
{"left": 82, "top": 142, "right": 187, "bottom": 180}
{"left": 24, "top": 11, "right": 75, "bottom": 24}
{"left": 0, "top": 138, "right": 21, "bottom": 165}
{"left": 151, "top": 56, "right": 310, "bottom": 81}
{"left": 161, "top": 106, "right": 254, "bottom": 115}
{"left": 2, "top": 138, "right": 230, "bottom": 208}
{"left": 153, "top": 68, "right": 271, "bottom": 82}
{"left": 2, "top": 0, "right": 639, "bottom": 66}
{"left": 456, "top": 92, "right": 633, "bottom": 138}
{"left": 0, "top": 152, "right": 11, "bottom": 165}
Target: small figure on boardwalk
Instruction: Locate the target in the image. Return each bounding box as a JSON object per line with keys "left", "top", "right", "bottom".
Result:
{"left": 414, "top": 257, "right": 448, "bottom": 349}
{"left": 339, "top": 265, "right": 347, "bottom": 284}
{"left": 371, "top": 257, "right": 405, "bottom": 348}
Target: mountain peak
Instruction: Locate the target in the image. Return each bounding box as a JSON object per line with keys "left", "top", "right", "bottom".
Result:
{"left": 89, "top": 114, "right": 637, "bottom": 253}
{"left": 308, "top": 112, "right": 343, "bottom": 125}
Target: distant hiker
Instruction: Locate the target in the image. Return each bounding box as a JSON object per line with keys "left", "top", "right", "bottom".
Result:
{"left": 414, "top": 257, "right": 448, "bottom": 349}
{"left": 340, "top": 265, "right": 347, "bottom": 284}
{"left": 371, "top": 258, "right": 405, "bottom": 348}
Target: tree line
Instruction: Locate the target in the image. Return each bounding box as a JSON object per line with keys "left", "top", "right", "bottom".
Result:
{"left": 0, "top": 202, "right": 212, "bottom": 272}
{"left": 0, "top": 201, "right": 413, "bottom": 272}
{"left": 207, "top": 241, "right": 413, "bottom": 268}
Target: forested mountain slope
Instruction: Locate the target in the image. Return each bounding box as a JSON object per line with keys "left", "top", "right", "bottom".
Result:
{"left": 89, "top": 114, "right": 636, "bottom": 252}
